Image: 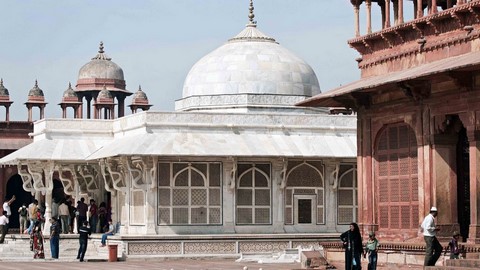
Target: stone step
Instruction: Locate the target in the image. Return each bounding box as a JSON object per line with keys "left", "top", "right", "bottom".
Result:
{"left": 446, "top": 259, "right": 480, "bottom": 268}
{"left": 0, "top": 234, "right": 122, "bottom": 261}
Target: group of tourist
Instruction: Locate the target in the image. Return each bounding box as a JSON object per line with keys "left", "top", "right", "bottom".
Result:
{"left": 341, "top": 206, "right": 463, "bottom": 269}
{"left": 1, "top": 195, "right": 115, "bottom": 261}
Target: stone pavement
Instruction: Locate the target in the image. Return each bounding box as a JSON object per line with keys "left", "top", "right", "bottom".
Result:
{"left": 0, "top": 258, "right": 424, "bottom": 270}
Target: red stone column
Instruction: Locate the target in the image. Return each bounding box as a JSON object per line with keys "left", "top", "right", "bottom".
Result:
{"left": 468, "top": 131, "right": 480, "bottom": 243}
{"left": 431, "top": 134, "right": 460, "bottom": 237}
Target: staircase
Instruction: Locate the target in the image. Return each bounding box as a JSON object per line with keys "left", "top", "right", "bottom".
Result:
{"left": 0, "top": 233, "right": 123, "bottom": 262}
{"left": 426, "top": 259, "right": 480, "bottom": 269}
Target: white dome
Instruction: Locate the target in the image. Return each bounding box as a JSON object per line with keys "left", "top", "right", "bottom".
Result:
{"left": 183, "top": 27, "right": 320, "bottom": 99}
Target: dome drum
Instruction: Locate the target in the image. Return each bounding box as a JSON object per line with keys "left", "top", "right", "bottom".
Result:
{"left": 76, "top": 78, "right": 129, "bottom": 94}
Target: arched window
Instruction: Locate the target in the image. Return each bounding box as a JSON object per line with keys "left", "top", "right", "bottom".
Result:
{"left": 236, "top": 163, "right": 271, "bottom": 225}
{"left": 337, "top": 165, "right": 357, "bottom": 224}
{"left": 158, "top": 162, "right": 222, "bottom": 225}
{"left": 375, "top": 123, "right": 418, "bottom": 232}
{"left": 284, "top": 161, "right": 324, "bottom": 225}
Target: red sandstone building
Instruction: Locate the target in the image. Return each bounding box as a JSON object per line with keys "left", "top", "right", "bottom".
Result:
{"left": 301, "top": 0, "right": 480, "bottom": 246}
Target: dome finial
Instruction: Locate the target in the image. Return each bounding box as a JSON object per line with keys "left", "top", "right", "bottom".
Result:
{"left": 35, "top": 79, "right": 38, "bottom": 87}
{"left": 248, "top": 0, "right": 256, "bottom": 26}
{"left": 92, "top": 41, "right": 112, "bottom": 61}
{"left": 68, "top": 82, "right": 72, "bottom": 89}
{"left": 138, "top": 85, "right": 142, "bottom": 91}
{"left": 0, "top": 78, "right": 3, "bottom": 86}
{"left": 99, "top": 41, "right": 104, "bottom": 54}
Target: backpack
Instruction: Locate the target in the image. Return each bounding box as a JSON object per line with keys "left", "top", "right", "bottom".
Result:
{"left": 20, "top": 207, "right": 28, "bottom": 217}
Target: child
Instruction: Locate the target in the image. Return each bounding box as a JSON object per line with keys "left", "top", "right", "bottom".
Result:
{"left": 364, "top": 231, "right": 380, "bottom": 270}
{"left": 445, "top": 231, "right": 461, "bottom": 259}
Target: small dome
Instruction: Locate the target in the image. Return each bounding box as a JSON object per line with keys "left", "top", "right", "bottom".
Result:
{"left": 0, "top": 78, "right": 9, "bottom": 96}
{"left": 131, "top": 85, "right": 149, "bottom": 103}
{"left": 28, "top": 80, "right": 44, "bottom": 97}
{"left": 63, "top": 82, "right": 78, "bottom": 98}
{"left": 78, "top": 42, "right": 124, "bottom": 81}
{"left": 98, "top": 85, "right": 113, "bottom": 99}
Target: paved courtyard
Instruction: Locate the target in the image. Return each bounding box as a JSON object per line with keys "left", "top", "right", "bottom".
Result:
{"left": 0, "top": 258, "right": 424, "bottom": 270}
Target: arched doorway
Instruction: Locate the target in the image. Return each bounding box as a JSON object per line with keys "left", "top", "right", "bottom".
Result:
{"left": 6, "top": 175, "right": 33, "bottom": 230}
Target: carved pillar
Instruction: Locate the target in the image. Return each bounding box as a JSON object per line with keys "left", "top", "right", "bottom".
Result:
{"left": 385, "top": 0, "right": 391, "bottom": 28}
{"left": 222, "top": 159, "right": 236, "bottom": 233}
{"left": 431, "top": 0, "right": 438, "bottom": 14}
{"left": 272, "top": 159, "right": 287, "bottom": 233}
{"left": 416, "top": 0, "right": 423, "bottom": 18}
{"left": 358, "top": 113, "right": 374, "bottom": 234}
{"left": 431, "top": 133, "right": 460, "bottom": 236}
{"left": 468, "top": 130, "right": 480, "bottom": 243}
{"left": 42, "top": 162, "right": 55, "bottom": 235}
{"left": 354, "top": 3, "right": 360, "bottom": 37}
{"left": 397, "top": 0, "right": 404, "bottom": 25}
{"left": 366, "top": 0, "right": 372, "bottom": 34}
{"left": 324, "top": 161, "right": 339, "bottom": 231}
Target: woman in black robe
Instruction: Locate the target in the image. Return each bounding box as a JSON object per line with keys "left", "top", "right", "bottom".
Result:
{"left": 340, "top": 222, "right": 363, "bottom": 270}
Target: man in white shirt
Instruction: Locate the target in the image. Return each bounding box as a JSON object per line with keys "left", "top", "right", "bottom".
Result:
{"left": 0, "top": 211, "right": 9, "bottom": 244}
{"left": 421, "top": 206, "right": 442, "bottom": 266}
{"left": 2, "top": 195, "right": 16, "bottom": 217}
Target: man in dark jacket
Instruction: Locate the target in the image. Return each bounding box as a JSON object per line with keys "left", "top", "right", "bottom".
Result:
{"left": 77, "top": 220, "right": 91, "bottom": 262}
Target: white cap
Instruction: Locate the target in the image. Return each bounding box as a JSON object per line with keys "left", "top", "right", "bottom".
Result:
{"left": 430, "top": 206, "right": 438, "bottom": 212}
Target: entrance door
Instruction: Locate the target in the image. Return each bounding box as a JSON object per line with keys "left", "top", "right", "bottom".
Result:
{"left": 294, "top": 195, "right": 316, "bottom": 224}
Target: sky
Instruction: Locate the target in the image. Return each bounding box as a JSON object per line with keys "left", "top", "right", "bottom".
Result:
{"left": 0, "top": 0, "right": 369, "bottom": 121}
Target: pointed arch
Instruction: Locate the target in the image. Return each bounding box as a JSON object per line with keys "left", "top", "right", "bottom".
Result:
{"left": 236, "top": 163, "right": 271, "bottom": 225}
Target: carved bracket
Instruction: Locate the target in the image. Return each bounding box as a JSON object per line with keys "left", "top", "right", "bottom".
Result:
{"left": 105, "top": 158, "right": 128, "bottom": 194}
{"left": 447, "top": 71, "right": 473, "bottom": 90}
{"left": 398, "top": 80, "right": 431, "bottom": 102}
{"left": 17, "top": 164, "right": 35, "bottom": 195}
{"left": 126, "top": 156, "right": 158, "bottom": 191}
{"left": 226, "top": 157, "right": 237, "bottom": 192}
{"left": 56, "top": 164, "right": 76, "bottom": 195}
{"left": 278, "top": 160, "right": 288, "bottom": 190}
{"left": 98, "top": 159, "right": 117, "bottom": 196}
{"left": 77, "top": 165, "right": 99, "bottom": 192}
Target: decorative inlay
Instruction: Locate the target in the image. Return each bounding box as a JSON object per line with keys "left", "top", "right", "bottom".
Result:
{"left": 128, "top": 242, "right": 181, "bottom": 255}
{"left": 239, "top": 241, "right": 288, "bottom": 253}
{"left": 184, "top": 242, "right": 236, "bottom": 254}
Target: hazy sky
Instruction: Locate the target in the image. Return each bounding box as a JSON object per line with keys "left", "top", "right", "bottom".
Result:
{"left": 0, "top": 0, "right": 370, "bottom": 121}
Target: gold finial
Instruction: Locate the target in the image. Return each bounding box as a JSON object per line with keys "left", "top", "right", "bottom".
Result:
{"left": 248, "top": 0, "right": 256, "bottom": 25}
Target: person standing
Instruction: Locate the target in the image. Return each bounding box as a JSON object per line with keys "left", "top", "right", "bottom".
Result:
{"left": 77, "top": 220, "right": 92, "bottom": 262}
{"left": 49, "top": 217, "right": 60, "bottom": 259}
{"left": 26, "top": 199, "right": 38, "bottom": 234}
{"left": 76, "top": 198, "right": 88, "bottom": 233}
{"left": 340, "top": 222, "right": 363, "bottom": 270}
{"left": 0, "top": 211, "right": 9, "bottom": 244}
{"left": 421, "top": 206, "right": 442, "bottom": 266}
{"left": 2, "top": 195, "right": 15, "bottom": 217}
{"left": 89, "top": 199, "right": 98, "bottom": 233}
{"left": 101, "top": 220, "right": 115, "bottom": 247}
{"left": 18, "top": 203, "right": 28, "bottom": 234}
{"left": 445, "top": 231, "right": 461, "bottom": 259}
{"left": 31, "top": 221, "right": 45, "bottom": 259}
{"left": 2, "top": 195, "right": 15, "bottom": 234}
{"left": 58, "top": 200, "right": 70, "bottom": 234}
{"left": 98, "top": 202, "right": 107, "bottom": 233}
{"left": 364, "top": 231, "right": 379, "bottom": 270}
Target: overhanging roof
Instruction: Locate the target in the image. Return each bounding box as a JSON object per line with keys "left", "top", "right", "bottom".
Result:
{"left": 0, "top": 131, "right": 356, "bottom": 166}
{"left": 298, "top": 50, "right": 480, "bottom": 108}
{"left": 86, "top": 132, "right": 357, "bottom": 160}
{"left": 0, "top": 138, "right": 109, "bottom": 165}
